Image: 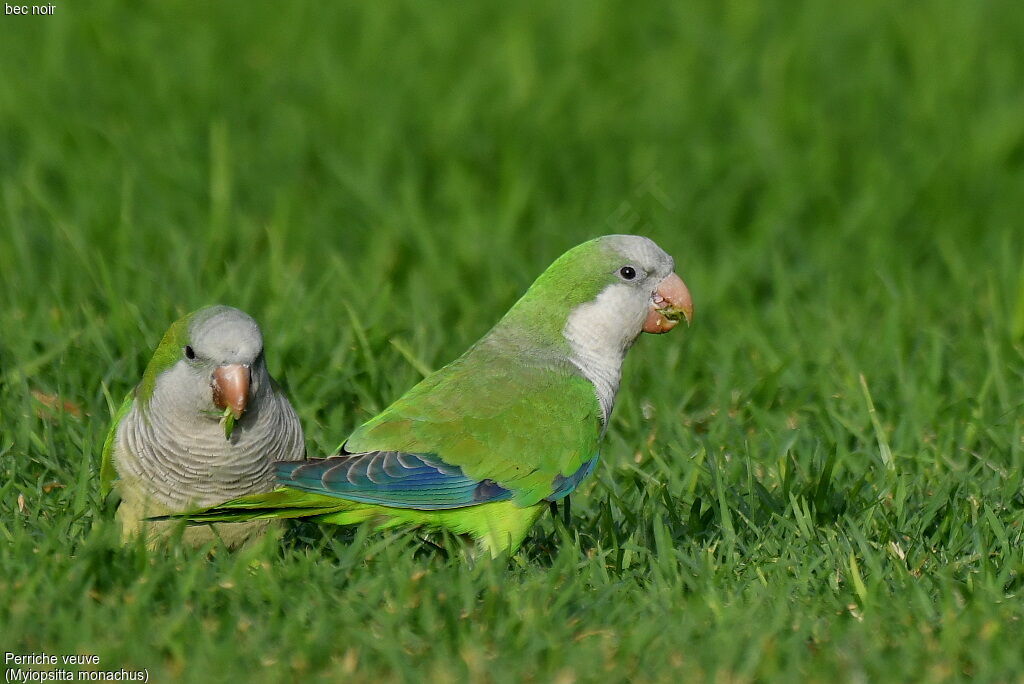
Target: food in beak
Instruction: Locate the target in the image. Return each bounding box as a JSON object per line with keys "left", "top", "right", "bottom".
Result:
{"left": 212, "top": 364, "right": 251, "bottom": 419}
{"left": 643, "top": 272, "right": 693, "bottom": 334}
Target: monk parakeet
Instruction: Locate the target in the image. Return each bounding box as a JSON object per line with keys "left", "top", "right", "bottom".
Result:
{"left": 161, "top": 236, "right": 692, "bottom": 555}
{"left": 101, "top": 305, "right": 305, "bottom": 547}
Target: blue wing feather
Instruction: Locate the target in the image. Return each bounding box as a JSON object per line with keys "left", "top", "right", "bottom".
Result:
{"left": 546, "top": 454, "right": 599, "bottom": 502}
{"left": 275, "top": 451, "right": 514, "bottom": 510}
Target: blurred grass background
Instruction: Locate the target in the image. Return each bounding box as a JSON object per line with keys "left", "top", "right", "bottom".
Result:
{"left": 1, "top": 0, "right": 1023, "bottom": 680}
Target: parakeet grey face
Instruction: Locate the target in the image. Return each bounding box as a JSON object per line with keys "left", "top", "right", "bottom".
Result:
{"left": 561, "top": 235, "right": 692, "bottom": 353}
{"left": 146, "top": 306, "right": 270, "bottom": 422}
{"left": 591, "top": 234, "right": 692, "bottom": 337}
{"left": 555, "top": 235, "right": 693, "bottom": 421}
{"left": 181, "top": 306, "right": 265, "bottom": 419}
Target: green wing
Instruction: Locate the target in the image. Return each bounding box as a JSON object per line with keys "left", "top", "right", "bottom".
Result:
{"left": 100, "top": 391, "right": 135, "bottom": 498}
{"left": 344, "top": 350, "right": 603, "bottom": 506}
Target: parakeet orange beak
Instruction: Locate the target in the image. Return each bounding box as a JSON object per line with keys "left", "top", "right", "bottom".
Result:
{"left": 212, "top": 364, "right": 251, "bottom": 419}
{"left": 643, "top": 272, "right": 693, "bottom": 334}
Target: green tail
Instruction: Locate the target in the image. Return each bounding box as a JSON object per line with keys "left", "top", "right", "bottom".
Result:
{"left": 152, "top": 489, "right": 547, "bottom": 556}
{"left": 150, "top": 489, "right": 354, "bottom": 523}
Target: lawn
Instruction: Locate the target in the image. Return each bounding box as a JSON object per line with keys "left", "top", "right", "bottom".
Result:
{"left": 1, "top": 0, "right": 1023, "bottom": 681}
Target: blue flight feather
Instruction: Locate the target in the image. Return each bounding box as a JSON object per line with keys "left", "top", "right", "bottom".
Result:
{"left": 546, "top": 454, "right": 599, "bottom": 502}
{"left": 275, "top": 451, "right": 514, "bottom": 510}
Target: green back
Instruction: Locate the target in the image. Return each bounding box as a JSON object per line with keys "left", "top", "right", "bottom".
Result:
{"left": 345, "top": 347, "right": 603, "bottom": 507}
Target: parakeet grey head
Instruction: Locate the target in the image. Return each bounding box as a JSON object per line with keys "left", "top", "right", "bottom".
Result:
{"left": 564, "top": 234, "right": 691, "bottom": 342}
{"left": 488, "top": 234, "right": 693, "bottom": 420}
{"left": 138, "top": 305, "right": 270, "bottom": 424}
{"left": 494, "top": 234, "right": 691, "bottom": 346}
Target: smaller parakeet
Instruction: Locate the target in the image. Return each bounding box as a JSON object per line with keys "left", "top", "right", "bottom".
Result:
{"left": 160, "top": 236, "right": 692, "bottom": 556}
{"left": 102, "top": 305, "right": 305, "bottom": 547}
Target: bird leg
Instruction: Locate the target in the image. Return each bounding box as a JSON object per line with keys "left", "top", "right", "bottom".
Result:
{"left": 548, "top": 497, "right": 571, "bottom": 527}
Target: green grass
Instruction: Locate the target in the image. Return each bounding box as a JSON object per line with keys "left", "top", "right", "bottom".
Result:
{"left": 2, "top": 0, "right": 1024, "bottom": 680}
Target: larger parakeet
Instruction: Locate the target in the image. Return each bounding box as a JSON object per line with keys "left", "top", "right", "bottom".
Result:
{"left": 162, "top": 236, "right": 692, "bottom": 555}
{"left": 102, "top": 305, "right": 305, "bottom": 547}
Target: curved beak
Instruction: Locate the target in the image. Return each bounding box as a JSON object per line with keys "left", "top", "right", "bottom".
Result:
{"left": 643, "top": 272, "right": 693, "bottom": 334}
{"left": 212, "top": 364, "right": 251, "bottom": 419}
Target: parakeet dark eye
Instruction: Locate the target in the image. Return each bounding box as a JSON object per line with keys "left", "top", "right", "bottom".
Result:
{"left": 184, "top": 345, "right": 196, "bottom": 360}
{"left": 619, "top": 266, "right": 637, "bottom": 280}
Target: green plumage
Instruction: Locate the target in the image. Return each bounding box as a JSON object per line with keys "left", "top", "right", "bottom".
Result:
{"left": 137, "top": 312, "right": 193, "bottom": 403}
{"left": 166, "top": 490, "right": 548, "bottom": 555}
{"left": 347, "top": 352, "right": 601, "bottom": 506}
